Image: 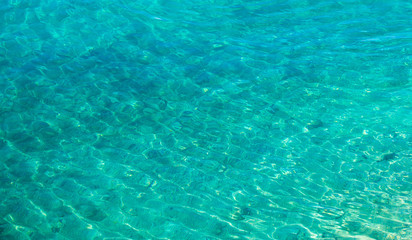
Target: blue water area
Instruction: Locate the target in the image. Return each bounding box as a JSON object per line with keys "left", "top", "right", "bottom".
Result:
{"left": 0, "top": 0, "right": 411, "bottom": 239}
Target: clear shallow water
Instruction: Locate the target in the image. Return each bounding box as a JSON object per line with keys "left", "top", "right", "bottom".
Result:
{"left": 0, "top": 0, "right": 411, "bottom": 239}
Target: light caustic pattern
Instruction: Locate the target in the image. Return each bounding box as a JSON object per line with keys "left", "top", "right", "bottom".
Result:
{"left": 0, "top": 0, "right": 411, "bottom": 239}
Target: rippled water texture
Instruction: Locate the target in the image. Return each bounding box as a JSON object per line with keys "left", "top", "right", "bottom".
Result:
{"left": 1, "top": 0, "right": 411, "bottom": 239}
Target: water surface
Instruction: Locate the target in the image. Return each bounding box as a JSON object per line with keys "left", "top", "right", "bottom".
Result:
{"left": 0, "top": 0, "right": 411, "bottom": 239}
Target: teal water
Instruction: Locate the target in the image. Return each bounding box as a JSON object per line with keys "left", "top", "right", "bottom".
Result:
{"left": 0, "top": 0, "right": 411, "bottom": 239}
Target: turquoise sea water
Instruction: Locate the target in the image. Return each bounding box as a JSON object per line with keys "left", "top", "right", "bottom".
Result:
{"left": 0, "top": 0, "right": 411, "bottom": 239}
